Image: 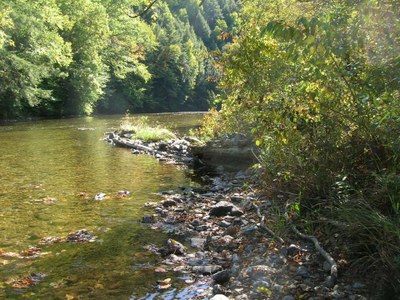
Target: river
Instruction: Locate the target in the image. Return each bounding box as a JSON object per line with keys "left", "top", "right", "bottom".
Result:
{"left": 0, "top": 113, "right": 204, "bottom": 299}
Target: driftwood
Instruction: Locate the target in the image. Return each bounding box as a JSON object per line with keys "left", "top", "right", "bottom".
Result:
{"left": 251, "top": 202, "right": 285, "bottom": 244}
{"left": 285, "top": 204, "right": 338, "bottom": 287}
{"left": 112, "top": 138, "right": 154, "bottom": 153}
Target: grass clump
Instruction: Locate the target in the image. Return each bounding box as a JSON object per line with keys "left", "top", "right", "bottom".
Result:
{"left": 119, "top": 114, "right": 176, "bottom": 142}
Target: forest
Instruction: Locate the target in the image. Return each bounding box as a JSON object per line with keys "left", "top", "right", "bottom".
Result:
{"left": 0, "top": 0, "right": 237, "bottom": 118}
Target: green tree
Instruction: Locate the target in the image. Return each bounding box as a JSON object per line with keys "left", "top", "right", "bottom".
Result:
{"left": 0, "top": 0, "right": 71, "bottom": 118}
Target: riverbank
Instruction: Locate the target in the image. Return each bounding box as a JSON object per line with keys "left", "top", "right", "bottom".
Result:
{"left": 106, "top": 133, "right": 370, "bottom": 299}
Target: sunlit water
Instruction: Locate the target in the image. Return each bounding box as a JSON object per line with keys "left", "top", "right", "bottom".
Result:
{"left": 0, "top": 113, "right": 204, "bottom": 299}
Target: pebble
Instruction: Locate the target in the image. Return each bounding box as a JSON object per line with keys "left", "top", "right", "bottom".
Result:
{"left": 210, "top": 295, "right": 229, "bottom": 300}
{"left": 296, "top": 266, "right": 310, "bottom": 278}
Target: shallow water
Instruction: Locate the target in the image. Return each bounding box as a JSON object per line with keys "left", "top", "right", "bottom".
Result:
{"left": 0, "top": 113, "right": 204, "bottom": 299}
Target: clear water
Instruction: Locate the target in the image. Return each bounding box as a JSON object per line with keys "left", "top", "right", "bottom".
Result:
{"left": 0, "top": 113, "right": 204, "bottom": 299}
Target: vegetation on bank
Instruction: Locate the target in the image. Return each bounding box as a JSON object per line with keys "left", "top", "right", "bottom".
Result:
{"left": 119, "top": 115, "right": 176, "bottom": 142}
{"left": 0, "top": 0, "right": 237, "bottom": 119}
{"left": 201, "top": 0, "right": 400, "bottom": 297}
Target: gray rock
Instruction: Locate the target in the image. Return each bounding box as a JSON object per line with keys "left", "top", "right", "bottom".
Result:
{"left": 241, "top": 225, "right": 258, "bottom": 236}
{"left": 167, "top": 239, "right": 186, "bottom": 255}
{"left": 191, "top": 238, "right": 206, "bottom": 248}
{"left": 210, "top": 295, "right": 229, "bottom": 300}
{"left": 219, "top": 220, "right": 232, "bottom": 228}
{"left": 296, "top": 266, "right": 310, "bottom": 278}
{"left": 212, "top": 270, "right": 231, "bottom": 284}
{"left": 209, "top": 201, "right": 242, "bottom": 217}
{"left": 161, "top": 199, "right": 177, "bottom": 207}
{"left": 192, "top": 265, "right": 222, "bottom": 274}
{"left": 323, "top": 261, "right": 332, "bottom": 272}
{"left": 352, "top": 282, "right": 366, "bottom": 289}
{"left": 254, "top": 278, "right": 271, "bottom": 289}
{"left": 282, "top": 296, "right": 295, "bottom": 300}
{"left": 142, "top": 214, "right": 156, "bottom": 223}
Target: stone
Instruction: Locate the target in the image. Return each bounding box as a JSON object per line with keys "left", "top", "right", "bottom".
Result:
{"left": 167, "top": 239, "right": 186, "bottom": 255}
{"left": 352, "top": 282, "right": 366, "bottom": 289}
{"left": 192, "top": 265, "right": 222, "bottom": 275}
{"left": 296, "top": 266, "right": 310, "bottom": 278}
{"left": 142, "top": 214, "right": 156, "bottom": 223}
{"left": 191, "top": 238, "right": 206, "bottom": 248}
{"left": 323, "top": 261, "right": 332, "bottom": 272}
{"left": 161, "top": 199, "right": 177, "bottom": 207}
{"left": 282, "top": 296, "right": 295, "bottom": 300}
{"left": 241, "top": 225, "right": 258, "bottom": 236}
{"left": 219, "top": 220, "right": 232, "bottom": 228}
{"left": 210, "top": 295, "right": 229, "bottom": 300}
{"left": 212, "top": 270, "right": 230, "bottom": 284}
{"left": 209, "top": 201, "right": 242, "bottom": 217}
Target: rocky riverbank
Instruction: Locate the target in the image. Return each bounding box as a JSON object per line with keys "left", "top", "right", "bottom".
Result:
{"left": 139, "top": 173, "right": 369, "bottom": 300}
{"left": 105, "top": 133, "right": 369, "bottom": 299}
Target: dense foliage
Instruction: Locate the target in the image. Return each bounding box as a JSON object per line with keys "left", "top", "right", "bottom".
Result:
{"left": 0, "top": 0, "right": 237, "bottom": 118}
{"left": 206, "top": 0, "right": 400, "bottom": 296}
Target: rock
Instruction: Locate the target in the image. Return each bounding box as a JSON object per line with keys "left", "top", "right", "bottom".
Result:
{"left": 212, "top": 270, "right": 231, "bottom": 284}
{"left": 161, "top": 199, "right": 178, "bottom": 207}
{"left": 66, "top": 229, "right": 95, "bottom": 243}
{"left": 254, "top": 279, "right": 271, "bottom": 289}
{"left": 158, "top": 141, "right": 169, "bottom": 151}
{"left": 191, "top": 238, "right": 206, "bottom": 248}
{"left": 241, "top": 225, "right": 258, "bottom": 236}
{"left": 192, "top": 265, "right": 222, "bottom": 274}
{"left": 219, "top": 220, "right": 232, "bottom": 228}
{"left": 213, "top": 284, "right": 230, "bottom": 296}
{"left": 282, "top": 296, "right": 296, "bottom": 300}
{"left": 296, "top": 266, "right": 310, "bottom": 278}
{"left": 352, "top": 282, "right": 366, "bottom": 289}
{"left": 286, "top": 244, "right": 301, "bottom": 256}
{"left": 94, "top": 193, "right": 106, "bottom": 201}
{"left": 323, "top": 261, "right": 332, "bottom": 272}
{"left": 167, "top": 239, "right": 186, "bottom": 255}
{"left": 142, "top": 214, "right": 156, "bottom": 223}
{"left": 246, "top": 265, "right": 273, "bottom": 280}
{"left": 210, "top": 295, "right": 229, "bottom": 300}
{"left": 209, "top": 201, "right": 242, "bottom": 217}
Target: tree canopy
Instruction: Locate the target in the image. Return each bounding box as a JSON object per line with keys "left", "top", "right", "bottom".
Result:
{"left": 0, "top": 0, "right": 238, "bottom": 118}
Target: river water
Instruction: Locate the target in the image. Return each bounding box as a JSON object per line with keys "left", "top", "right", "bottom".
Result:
{"left": 0, "top": 113, "right": 204, "bottom": 299}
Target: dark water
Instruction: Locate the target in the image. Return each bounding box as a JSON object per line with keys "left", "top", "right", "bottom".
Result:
{"left": 0, "top": 113, "right": 204, "bottom": 299}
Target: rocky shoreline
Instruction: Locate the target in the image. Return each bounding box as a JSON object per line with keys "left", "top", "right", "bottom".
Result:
{"left": 105, "top": 133, "right": 369, "bottom": 300}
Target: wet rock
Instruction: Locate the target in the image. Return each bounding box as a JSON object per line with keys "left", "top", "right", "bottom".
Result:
{"left": 94, "top": 193, "right": 106, "bottom": 201}
{"left": 66, "top": 229, "right": 96, "bottom": 243}
{"left": 142, "top": 214, "right": 156, "bottom": 223}
{"left": 296, "top": 266, "right": 310, "bottom": 278}
{"left": 254, "top": 278, "right": 271, "bottom": 289}
{"left": 212, "top": 270, "right": 231, "bottom": 284}
{"left": 192, "top": 265, "right": 222, "bottom": 274}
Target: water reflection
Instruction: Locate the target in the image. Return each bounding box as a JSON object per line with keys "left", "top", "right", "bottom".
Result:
{"left": 0, "top": 113, "right": 204, "bottom": 299}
